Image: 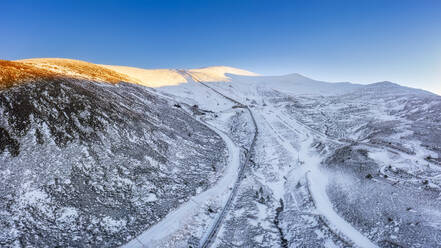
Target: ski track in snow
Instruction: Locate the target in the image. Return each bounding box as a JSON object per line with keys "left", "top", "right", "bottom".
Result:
{"left": 258, "top": 108, "right": 378, "bottom": 248}
{"left": 122, "top": 123, "right": 241, "bottom": 248}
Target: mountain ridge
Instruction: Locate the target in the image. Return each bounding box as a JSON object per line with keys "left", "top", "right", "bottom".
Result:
{"left": 1, "top": 58, "right": 436, "bottom": 97}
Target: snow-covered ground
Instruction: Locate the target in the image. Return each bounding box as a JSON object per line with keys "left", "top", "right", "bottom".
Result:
{"left": 2, "top": 61, "right": 440, "bottom": 247}
{"left": 142, "top": 70, "right": 441, "bottom": 247}
{"left": 256, "top": 108, "right": 378, "bottom": 248}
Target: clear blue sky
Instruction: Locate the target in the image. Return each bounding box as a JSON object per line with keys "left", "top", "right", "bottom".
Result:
{"left": 1, "top": 0, "right": 440, "bottom": 94}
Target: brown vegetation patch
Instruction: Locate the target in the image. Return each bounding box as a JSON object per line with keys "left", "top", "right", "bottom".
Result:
{"left": 0, "top": 60, "right": 61, "bottom": 89}
{"left": 0, "top": 58, "right": 141, "bottom": 90}
{"left": 18, "top": 58, "right": 140, "bottom": 84}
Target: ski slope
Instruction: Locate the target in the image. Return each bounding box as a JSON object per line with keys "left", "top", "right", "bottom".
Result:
{"left": 257, "top": 109, "right": 378, "bottom": 248}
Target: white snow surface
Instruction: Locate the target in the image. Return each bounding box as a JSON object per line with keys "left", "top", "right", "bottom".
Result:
{"left": 302, "top": 141, "right": 378, "bottom": 248}
{"left": 119, "top": 69, "right": 440, "bottom": 247}
{"left": 257, "top": 108, "right": 378, "bottom": 248}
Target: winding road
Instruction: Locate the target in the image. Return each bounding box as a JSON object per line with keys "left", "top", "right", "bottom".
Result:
{"left": 178, "top": 71, "right": 259, "bottom": 248}
{"left": 123, "top": 71, "right": 258, "bottom": 248}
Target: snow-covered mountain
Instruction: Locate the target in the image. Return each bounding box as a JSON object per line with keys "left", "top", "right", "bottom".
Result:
{"left": 1, "top": 58, "right": 440, "bottom": 248}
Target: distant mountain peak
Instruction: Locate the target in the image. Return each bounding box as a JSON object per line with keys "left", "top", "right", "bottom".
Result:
{"left": 188, "top": 66, "right": 258, "bottom": 82}
{"left": 277, "top": 72, "right": 310, "bottom": 79}
{"left": 368, "top": 81, "right": 398, "bottom": 87}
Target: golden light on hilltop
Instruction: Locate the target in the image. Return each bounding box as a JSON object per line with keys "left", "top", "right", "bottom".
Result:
{"left": 189, "top": 66, "right": 259, "bottom": 82}
{"left": 1, "top": 58, "right": 258, "bottom": 90}
{"left": 18, "top": 58, "right": 141, "bottom": 84}
{"left": 102, "top": 65, "right": 187, "bottom": 88}
{"left": 0, "top": 60, "right": 60, "bottom": 89}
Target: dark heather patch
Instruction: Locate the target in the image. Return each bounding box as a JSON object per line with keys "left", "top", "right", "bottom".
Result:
{"left": 0, "top": 127, "right": 19, "bottom": 156}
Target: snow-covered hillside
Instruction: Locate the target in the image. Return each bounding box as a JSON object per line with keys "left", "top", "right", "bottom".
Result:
{"left": 1, "top": 59, "right": 440, "bottom": 248}
{"left": 0, "top": 62, "right": 228, "bottom": 247}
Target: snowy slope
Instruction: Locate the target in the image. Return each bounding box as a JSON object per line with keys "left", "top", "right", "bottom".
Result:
{"left": 189, "top": 66, "right": 258, "bottom": 82}
{"left": 0, "top": 72, "right": 227, "bottom": 247}
{"left": 101, "top": 65, "right": 187, "bottom": 87}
